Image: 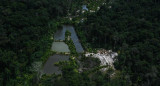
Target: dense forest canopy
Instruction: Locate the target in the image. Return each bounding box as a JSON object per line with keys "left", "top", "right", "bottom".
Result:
{"left": 0, "top": 0, "right": 81, "bottom": 85}
{"left": 76, "top": 0, "right": 160, "bottom": 85}
{"left": 0, "top": 0, "right": 160, "bottom": 86}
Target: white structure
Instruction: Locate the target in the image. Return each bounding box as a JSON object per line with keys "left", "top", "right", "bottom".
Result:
{"left": 97, "top": 7, "right": 100, "bottom": 10}
{"left": 82, "top": 5, "right": 88, "bottom": 11}
{"left": 89, "top": 10, "right": 95, "bottom": 13}
{"left": 85, "top": 49, "right": 118, "bottom": 71}
{"left": 108, "top": 6, "right": 112, "bottom": 9}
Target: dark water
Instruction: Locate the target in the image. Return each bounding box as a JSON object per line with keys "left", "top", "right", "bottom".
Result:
{"left": 42, "top": 25, "right": 84, "bottom": 75}
{"left": 54, "top": 28, "right": 66, "bottom": 41}
{"left": 54, "top": 25, "right": 84, "bottom": 53}
{"left": 42, "top": 54, "right": 69, "bottom": 74}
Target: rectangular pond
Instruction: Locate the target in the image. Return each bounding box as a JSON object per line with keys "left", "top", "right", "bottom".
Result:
{"left": 54, "top": 25, "right": 84, "bottom": 53}
{"left": 42, "top": 54, "right": 69, "bottom": 74}
{"left": 51, "top": 42, "right": 70, "bottom": 53}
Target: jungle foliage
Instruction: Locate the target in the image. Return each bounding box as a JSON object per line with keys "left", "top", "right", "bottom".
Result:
{"left": 76, "top": 0, "right": 160, "bottom": 85}
{"left": 1, "top": 0, "right": 160, "bottom": 86}
{"left": 0, "top": 0, "right": 81, "bottom": 85}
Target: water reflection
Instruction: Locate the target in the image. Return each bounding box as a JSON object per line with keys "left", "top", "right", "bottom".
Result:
{"left": 54, "top": 25, "right": 84, "bottom": 53}
{"left": 42, "top": 54, "right": 69, "bottom": 74}
{"left": 51, "top": 42, "right": 70, "bottom": 52}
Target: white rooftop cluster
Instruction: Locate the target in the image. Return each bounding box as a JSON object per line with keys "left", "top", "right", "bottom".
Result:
{"left": 89, "top": 10, "right": 95, "bottom": 13}
{"left": 85, "top": 49, "right": 118, "bottom": 71}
